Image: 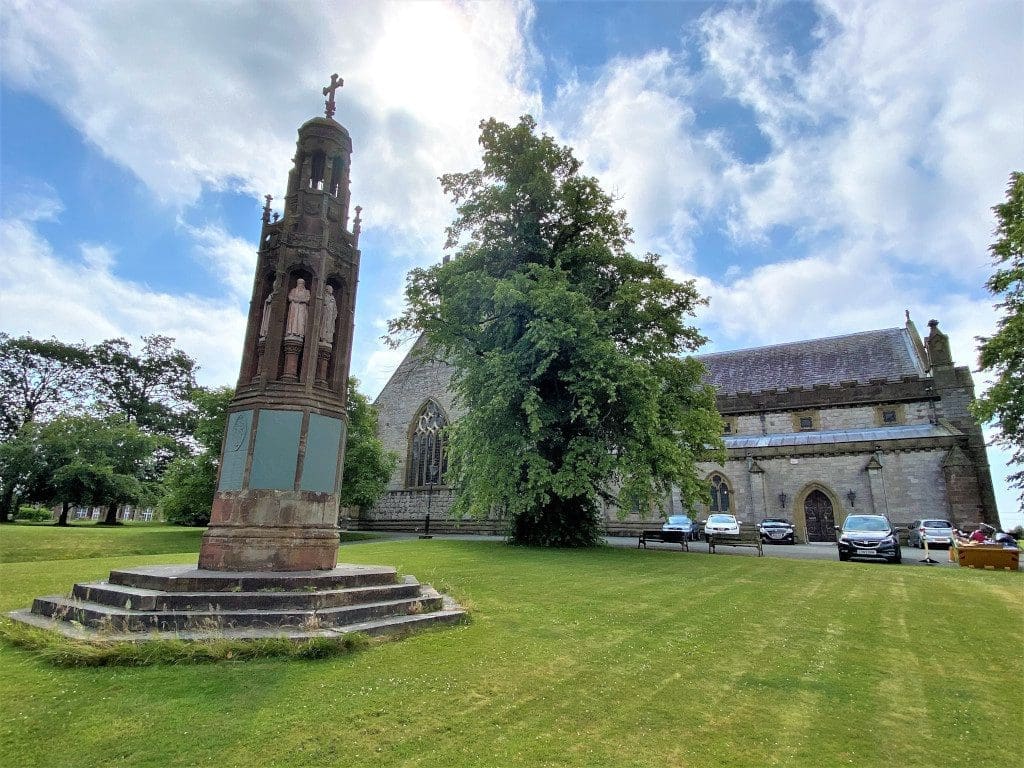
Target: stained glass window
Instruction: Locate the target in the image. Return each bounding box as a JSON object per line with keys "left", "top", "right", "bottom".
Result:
{"left": 407, "top": 400, "right": 448, "bottom": 488}
{"left": 709, "top": 473, "right": 730, "bottom": 513}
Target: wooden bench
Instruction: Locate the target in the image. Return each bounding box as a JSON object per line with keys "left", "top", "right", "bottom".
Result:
{"left": 638, "top": 530, "right": 689, "bottom": 551}
{"left": 707, "top": 529, "right": 764, "bottom": 557}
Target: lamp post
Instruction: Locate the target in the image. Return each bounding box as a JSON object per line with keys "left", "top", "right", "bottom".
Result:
{"left": 420, "top": 462, "right": 439, "bottom": 539}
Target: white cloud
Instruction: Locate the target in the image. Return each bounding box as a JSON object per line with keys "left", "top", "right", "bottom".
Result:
{"left": 550, "top": 50, "right": 729, "bottom": 268}
{"left": 0, "top": 208, "right": 246, "bottom": 387}
{"left": 700, "top": 0, "right": 1024, "bottom": 275}
{"left": 179, "top": 221, "right": 259, "bottom": 301}
{"left": 1, "top": 0, "right": 541, "bottom": 260}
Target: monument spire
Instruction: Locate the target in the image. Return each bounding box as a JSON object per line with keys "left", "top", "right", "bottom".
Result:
{"left": 323, "top": 72, "right": 344, "bottom": 119}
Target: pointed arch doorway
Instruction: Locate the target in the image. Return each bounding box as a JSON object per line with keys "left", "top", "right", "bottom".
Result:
{"left": 803, "top": 489, "right": 836, "bottom": 542}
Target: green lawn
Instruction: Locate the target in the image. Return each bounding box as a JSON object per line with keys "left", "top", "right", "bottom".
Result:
{"left": 0, "top": 527, "right": 1021, "bottom": 767}
{"left": 0, "top": 522, "right": 376, "bottom": 563}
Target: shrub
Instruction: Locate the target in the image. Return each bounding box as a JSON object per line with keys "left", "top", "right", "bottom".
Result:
{"left": 16, "top": 505, "right": 53, "bottom": 522}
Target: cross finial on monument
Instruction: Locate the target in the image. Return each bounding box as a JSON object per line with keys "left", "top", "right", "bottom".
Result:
{"left": 323, "top": 73, "right": 344, "bottom": 119}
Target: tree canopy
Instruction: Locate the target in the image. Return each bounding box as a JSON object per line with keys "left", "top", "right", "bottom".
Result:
{"left": 974, "top": 171, "right": 1024, "bottom": 510}
{"left": 0, "top": 333, "right": 93, "bottom": 441}
{"left": 390, "top": 115, "right": 723, "bottom": 546}
{"left": 1, "top": 415, "right": 165, "bottom": 525}
{"left": 0, "top": 333, "right": 198, "bottom": 522}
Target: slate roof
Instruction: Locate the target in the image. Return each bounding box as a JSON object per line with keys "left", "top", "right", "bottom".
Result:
{"left": 697, "top": 327, "right": 926, "bottom": 396}
{"left": 723, "top": 423, "right": 958, "bottom": 451}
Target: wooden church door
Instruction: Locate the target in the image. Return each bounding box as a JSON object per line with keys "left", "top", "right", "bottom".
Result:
{"left": 804, "top": 490, "right": 836, "bottom": 542}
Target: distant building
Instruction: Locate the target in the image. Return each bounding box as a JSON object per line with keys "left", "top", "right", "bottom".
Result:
{"left": 364, "top": 316, "right": 998, "bottom": 538}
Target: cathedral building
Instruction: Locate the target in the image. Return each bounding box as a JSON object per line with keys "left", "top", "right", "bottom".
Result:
{"left": 362, "top": 315, "right": 999, "bottom": 539}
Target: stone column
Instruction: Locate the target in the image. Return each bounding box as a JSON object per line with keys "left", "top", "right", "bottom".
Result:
{"left": 866, "top": 453, "right": 887, "bottom": 516}
{"left": 748, "top": 459, "right": 766, "bottom": 522}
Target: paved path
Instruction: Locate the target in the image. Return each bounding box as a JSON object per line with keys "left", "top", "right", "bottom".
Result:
{"left": 346, "top": 531, "right": 966, "bottom": 568}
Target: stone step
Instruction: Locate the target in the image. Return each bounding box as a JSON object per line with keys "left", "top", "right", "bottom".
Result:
{"left": 32, "top": 592, "right": 443, "bottom": 632}
{"left": 71, "top": 578, "right": 422, "bottom": 612}
{"left": 8, "top": 594, "right": 468, "bottom": 643}
{"left": 107, "top": 564, "right": 399, "bottom": 593}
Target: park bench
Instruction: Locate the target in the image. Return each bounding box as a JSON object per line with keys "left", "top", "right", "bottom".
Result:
{"left": 707, "top": 528, "right": 764, "bottom": 557}
{"left": 638, "top": 530, "right": 689, "bottom": 551}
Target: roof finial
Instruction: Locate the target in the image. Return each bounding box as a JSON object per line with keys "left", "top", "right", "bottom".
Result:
{"left": 262, "top": 194, "right": 273, "bottom": 224}
{"left": 905, "top": 308, "right": 910, "bottom": 323}
{"left": 353, "top": 205, "right": 362, "bottom": 245}
{"left": 323, "top": 73, "right": 344, "bottom": 119}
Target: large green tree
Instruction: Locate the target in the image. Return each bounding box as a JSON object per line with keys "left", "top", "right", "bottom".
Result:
{"left": 390, "top": 116, "right": 723, "bottom": 547}
{"left": 974, "top": 171, "right": 1024, "bottom": 510}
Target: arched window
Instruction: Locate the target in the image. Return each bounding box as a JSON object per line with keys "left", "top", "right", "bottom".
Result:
{"left": 709, "top": 473, "right": 731, "bottom": 513}
{"left": 407, "top": 400, "right": 448, "bottom": 488}
{"left": 309, "top": 151, "right": 326, "bottom": 190}
{"left": 329, "top": 156, "right": 344, "bottom": 197}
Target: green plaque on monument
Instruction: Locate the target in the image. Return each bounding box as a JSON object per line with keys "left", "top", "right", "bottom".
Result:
{"left": 217, "top": 409, "right": 253, "bottom": 491}
{"left": 300, "top": 414, "right": 345, "bottom": 493}
{"left": 249, "top": 409, "right": 302, "bottom": 490}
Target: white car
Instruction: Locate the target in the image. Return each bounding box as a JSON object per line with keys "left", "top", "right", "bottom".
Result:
{"left": 704, "top": 513, "right": 740, "bottom": 536}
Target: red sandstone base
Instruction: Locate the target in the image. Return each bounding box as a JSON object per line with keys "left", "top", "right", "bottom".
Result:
{"left": 199, "top": 489, "right": 341, "bottom": 571}
{"left": 199, "top": 525, "right": 340, "bottom": 571}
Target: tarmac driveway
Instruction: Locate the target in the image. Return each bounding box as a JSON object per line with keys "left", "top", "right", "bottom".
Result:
{"left": 612, "top": 536, "right": 962, "bottom": 568}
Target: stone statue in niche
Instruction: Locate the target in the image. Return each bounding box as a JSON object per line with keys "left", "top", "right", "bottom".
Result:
{"left": 285, "top": 279, "right": 311, "bottom": 339}
{"left": 319, "top": 285, "right": 338, "bottom": 346}
{"left": 258, "top": 279, "right": 276, "bottom": 339}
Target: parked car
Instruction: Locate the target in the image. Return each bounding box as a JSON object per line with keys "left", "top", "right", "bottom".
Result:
{"left": 704, "top": 513, "right": 740, "bottom": 537}
{"left": 758, "top": 518, "right": 796, "bottom": 544}
{"left": 836, "top": 514, "right": 902, "bottom": 563}
{"left": 662, "top": 515, "right": 696, "bottom": 541}
{"left": 907, "top": 519, "right": 955, "bottom": 548}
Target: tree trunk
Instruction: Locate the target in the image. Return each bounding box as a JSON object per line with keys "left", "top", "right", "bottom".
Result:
{"left": 509, "top": 494, "right": 603, "bottom": 547}
{"left": 56, "top": 501, "right": 70, "bottom": 527}
{"left": 0, "top": 484, "right": 14, "bottom": 523}
{"left": 100, "top": 502, "right": 121, "bottom": 525}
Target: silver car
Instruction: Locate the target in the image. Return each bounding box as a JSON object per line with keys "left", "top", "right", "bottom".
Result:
{"left": 907, "top": 519, "right": 955, "bottom": 548}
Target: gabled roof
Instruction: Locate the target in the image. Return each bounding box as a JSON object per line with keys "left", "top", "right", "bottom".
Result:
{"left": 697, "top": 327, "right": 927, "bottom": 396}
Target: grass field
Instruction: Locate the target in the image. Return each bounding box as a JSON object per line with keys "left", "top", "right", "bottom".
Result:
{"left": 0, "top": 526, "right": 1021, "bottom": 767}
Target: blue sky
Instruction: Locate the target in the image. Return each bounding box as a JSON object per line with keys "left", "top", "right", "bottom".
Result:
{"left": 1, "top": 0, "right": 1021, "bottom": 526}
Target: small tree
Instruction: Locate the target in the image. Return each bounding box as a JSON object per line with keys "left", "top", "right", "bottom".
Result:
{"left": 160, "top": 386, "right": 233, "bottom": 526}
{"left": 974, "top": 171, "right": 1024, "bottom": 511}
{"left": 2, "top": 416, "right": 163, "bottom": 526}
{"left": 340, "top": 378, "right": 398, "bottom": 513}
{"left": 390, "top": 116, "right": 723, "bottom": 546}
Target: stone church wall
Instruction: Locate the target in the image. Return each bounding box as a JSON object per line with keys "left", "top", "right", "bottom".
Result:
{"left": 373, "top": 354, "right": 460, "bottom": 491}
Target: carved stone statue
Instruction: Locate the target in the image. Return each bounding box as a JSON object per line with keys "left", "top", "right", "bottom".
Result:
{"left": 285, "top": 278, "right": 311, "bottom": 338}
{"left": 319, "top": 285, "right": 338, "bottom": 346}
{"left": 258, "top": 279, "right": 276, "bottom": 339}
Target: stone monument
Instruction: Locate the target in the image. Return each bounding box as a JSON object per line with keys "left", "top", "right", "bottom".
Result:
{"left": 10, "top": 77, "right": 464, "bottom": 642}
{"left": 198, "top": 75, "right": 360, "bottom": 572}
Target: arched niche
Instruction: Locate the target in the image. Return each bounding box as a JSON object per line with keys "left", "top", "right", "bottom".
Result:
{"left": 278, "top": 268, "right": 314, "bottom": 381}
